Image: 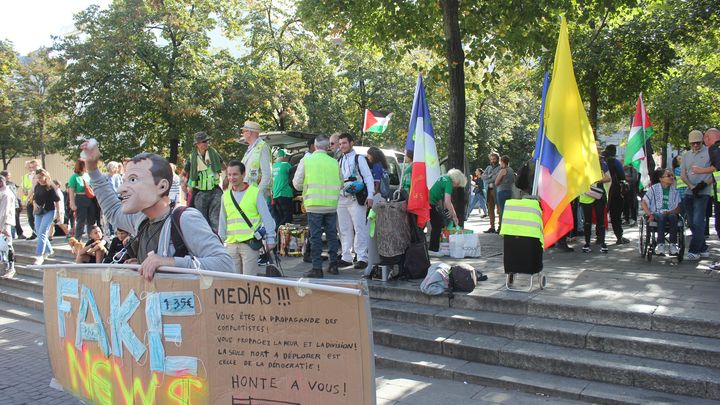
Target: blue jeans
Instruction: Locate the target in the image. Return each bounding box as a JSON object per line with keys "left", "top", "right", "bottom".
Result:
{"left": 34, "top": 209, "right": 56, "bottom": 256}
{"left": 308, "top": 212, "right": 339, "bottom": 270}
{"left": 653, "top": 212, "right": 678, "bottom": 244}
{"left": 684, "top": 194, "right": 708, "bottom": 254}
{"left": 465, "top": 192, "right": 488, "bottom": 219}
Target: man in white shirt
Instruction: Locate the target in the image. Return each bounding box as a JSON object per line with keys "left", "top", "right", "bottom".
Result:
{"left": 0, "top": 175, "right": 16, "bottom": 276}
{"left": 336, "top": 133, "right": 374, "bottom": 269}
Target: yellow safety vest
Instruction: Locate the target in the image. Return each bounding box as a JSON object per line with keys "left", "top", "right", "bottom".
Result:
{"left": 223, "top": 185, "right": 260, "bottom": 244}
{"left": 21, "top": 172, "right": 33, "bottom": 203}
{"left": 303, "top": 153, "right": 342, "bottom": 209}
{"left": 499, "top": 198, "right": 544, "bottom": 249}
{"left": 242, "top": 140, "right": 269, "bottom": 187}
{"left": 713, "top": 171, "right": 720, "bottom": 202}
{"left": 675, "top": 175, "right": 687, "bottom": 189}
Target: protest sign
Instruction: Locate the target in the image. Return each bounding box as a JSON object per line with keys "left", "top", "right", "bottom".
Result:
{"left": 43, "top": 265, "right": 375, "bottom": 404}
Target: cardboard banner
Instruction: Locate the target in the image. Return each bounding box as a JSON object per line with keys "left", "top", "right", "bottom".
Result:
{"left": 43, "top": 266, "right": 375, "bottom": 404}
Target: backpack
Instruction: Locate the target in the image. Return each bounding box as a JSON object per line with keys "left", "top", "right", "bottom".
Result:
{"left": 134, "top": 206, "right": 210, "bottom": 258}
{"left": 380, "top": 169, "right": 391, "bottom": 199}
{"left": 515, "top": 160, "right": 533, "bottom": 192}
{"left": 449, "top": 264, "right": 478, "bottom": 292}
{"left": 420, "top": 263, "right": 451, "bottom": 295}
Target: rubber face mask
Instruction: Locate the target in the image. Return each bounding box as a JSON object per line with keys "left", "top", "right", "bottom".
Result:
{"left": 118, "top": 159, "right": 166, "bottom": 214}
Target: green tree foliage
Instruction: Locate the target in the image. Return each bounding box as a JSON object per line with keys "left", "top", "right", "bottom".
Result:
{"left": 53, "top": 0, "right": 235, "bottom": 163}
{"left": 0, "top": 40, "right": 24, "bottom": 169}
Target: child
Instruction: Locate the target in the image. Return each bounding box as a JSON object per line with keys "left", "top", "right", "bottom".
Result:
{"left": 76, "top": 225, "right": 108, "bottom": 263}
{"left": 103, "top": 228, "right": 130, "bottom": 264}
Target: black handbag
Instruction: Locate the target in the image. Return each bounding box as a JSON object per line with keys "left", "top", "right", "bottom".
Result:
{"left": 229, "top": 191, "right": 264, "bottom": 251}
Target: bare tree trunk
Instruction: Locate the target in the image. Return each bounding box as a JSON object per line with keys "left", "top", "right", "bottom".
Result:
{"left": 662, "top": 119, "right": 670, "bottom": 168}
{"left": 440, "top": 0, "right": 466, "bottom": 171}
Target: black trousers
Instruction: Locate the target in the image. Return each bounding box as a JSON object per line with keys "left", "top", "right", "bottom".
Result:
{"left": 272, "top": 197, "right": 294, "bottom": 231}
{"left": 428, "top": 204, "right": 444, "bottom": 252}
{"left": 582, "top": 197, "right": 606, "bottom": 245}
{"left": 623, "top": 188, "right": 638, "bottom": 222}
{"left": 608, "top": 191, "right": 624, "bottom": 240}
{"left": 26, "top": 202, "right": 35, "bottom": 234}
{"left": 14, "top": 207, "right": 23, "bottom": 236}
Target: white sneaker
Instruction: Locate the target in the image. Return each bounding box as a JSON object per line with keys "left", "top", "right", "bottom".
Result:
{"left": 655, "top": 243, "right": 665, "bottom": 255}
{"left": 428, "top": 250, "right": 444, "bottom": 258}
{"left": 685, "top": 252, "right": 701, "bottom": 261}
{"left": 669, "top": 244, "right": 679, "bottom": 256}
{"left": 33, "top": 256, "right": 45, "bottom": 265}
{"left": 700, "top": 251, "right": 710, "bottom": 258}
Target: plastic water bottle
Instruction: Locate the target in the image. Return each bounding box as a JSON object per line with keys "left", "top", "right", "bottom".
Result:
{"left": 80, "top": 138, "right": 98, "bottom": 160}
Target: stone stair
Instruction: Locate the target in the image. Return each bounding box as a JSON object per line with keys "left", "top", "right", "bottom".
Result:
{"left": 4, "top": 240, "right": 720, "bottom": 404}
{"left": 368, "top": 282, "right": 720, "bottom": 404}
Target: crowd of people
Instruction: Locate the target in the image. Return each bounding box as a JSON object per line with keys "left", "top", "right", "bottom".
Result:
{"left": 2, "top": 123, "right": 720, "bottom": 280}
{"left": 463, "top": 128, "right": 720, "bottom": 267}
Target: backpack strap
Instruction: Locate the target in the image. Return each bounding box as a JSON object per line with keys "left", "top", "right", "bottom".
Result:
{"left": 170, "top": 206, "right": 189, "bottom": 257}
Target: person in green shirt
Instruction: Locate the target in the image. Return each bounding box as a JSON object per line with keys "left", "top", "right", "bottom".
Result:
{"left": 428, "top": 169, "right": 467, "bottom": 255}
{"left": 401, "top": 150, "right": 413, "bottom": 194}
{"left": 271, "top": 149, "right": 294, "bottom": 229}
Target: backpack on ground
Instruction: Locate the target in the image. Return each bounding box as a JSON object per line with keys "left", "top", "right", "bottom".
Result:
{"left": 420, "top": 263, "right": 451, "bottom": 295}
{"left": 449, "top": 264, "right": 479, "bottom": 293}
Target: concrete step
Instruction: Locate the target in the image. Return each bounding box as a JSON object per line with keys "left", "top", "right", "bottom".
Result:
{"left": 374, "top": 345, "right": 720, "bottom": 405}
{"left": 0, "top": 274, "right": 43, "bottom": 295}
{"left": 0, "top": 284, "right": 44, "bottom": 311}
{"left": 0, "top": 300, "right": 45, "bottom": 324}
{"left": 371, "top": 318, "right": 720, "bottom": 399}
{"left": 368, "top": 282, "right": 720, "bottom": 339}
{"left": 371, "top": 299, "right": 720, "bottom": 369}
{"left": 14, "top": 253, "right": 76, "bottom": 265}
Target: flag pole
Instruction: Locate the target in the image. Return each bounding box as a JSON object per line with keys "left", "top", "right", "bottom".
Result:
{"left": 532, "top": 124, "right": 546, "bottom": 196}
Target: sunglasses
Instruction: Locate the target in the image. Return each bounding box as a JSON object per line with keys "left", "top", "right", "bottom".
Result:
{"left": 661, "top": 174, "right": 674, "bottom": 178}
{"left": 330, "top": 142, "right": 336, "bottom": 145}
{"left": 198, "top": 140, "right": 209, "bottom": 144}
{"left": 691, "top": 141, "right": 702, "bottom": 145}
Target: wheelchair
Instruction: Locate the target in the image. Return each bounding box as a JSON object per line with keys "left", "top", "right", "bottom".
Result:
{"left": 638, "top": 214, "right": 685, "bottom": 262}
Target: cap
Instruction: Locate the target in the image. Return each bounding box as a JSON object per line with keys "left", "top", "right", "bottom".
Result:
{"left": 242, "top": 120, "right": 262, "bottom": 133}
{"left": 194, "top": 132, "right": 210, "bottom": 144}
{"left": 276, "top": 149, "right": 287, "bottom": 158}
{"left": 688, "top": 130, "right": 703, "bottom": 143}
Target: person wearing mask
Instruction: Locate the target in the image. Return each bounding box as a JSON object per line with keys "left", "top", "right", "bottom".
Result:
{"left": 82, "top": 141, "right": 233, "bottom": 280}
{"left": 0, "top": 175, "right": 16, "bottom": 276}
{"left": 641, "top": 169, "right": 681, "bottom": 256}
{"left": 336, "top": 133, "right": 375, "bottom": 269}
{"left": 271, "top": 149, "right": 294, "bottom": 228}
{"left": 183, "top": 131, "right": 225, "bottom": 232}
{"left": 219, "top": 160, "right": 276, "bottom": 275}
{"left": 603, "top": 145, "right": 629, "bottom": 245}
{"left": 680, "top": 130, "right": 713, "bottom": 260}
{"left": 32, "top": 168, "right": 61, "bottom": 265}
{"left": 428, "top": 169, "right": 467, "bottom": 256}
{"left": 480, "top": 152, "right": 501, "bottom": 233}
{"left": 68, "top": 159, "right": 95, "bottom": 240}
{"left": 494, "top": 156, "right": 515, "bottom": 232}
{"left": 293, "top": 135, "right": 342, "bottom": 277}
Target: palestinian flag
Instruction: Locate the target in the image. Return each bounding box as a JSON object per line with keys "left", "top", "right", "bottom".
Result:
{"left": 624, "top": 94, "right": 654, "bottom": 190}
{"left": 363, "top": 109, "right": 393, "bottom": 133}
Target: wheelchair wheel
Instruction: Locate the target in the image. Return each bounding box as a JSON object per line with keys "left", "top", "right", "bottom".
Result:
{"left": 638, "top": 219, "right": 646, "bottom": 257}
{"left": 645, "top": 225, "right": 654, "bottom": 262}
{"left": 677, "top": 220, "right": 685, "bottom": 262}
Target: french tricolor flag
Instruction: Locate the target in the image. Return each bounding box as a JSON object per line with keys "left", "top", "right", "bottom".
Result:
{"left": 405, "top": 74, "right": 441, "bottom": 227}
{"left": 533, "top": 72, "right": 573, "bottom": 248}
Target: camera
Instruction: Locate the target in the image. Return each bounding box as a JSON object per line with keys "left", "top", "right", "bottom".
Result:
{"left": 254, "top": 227, "right": 267, "bottom": 240}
